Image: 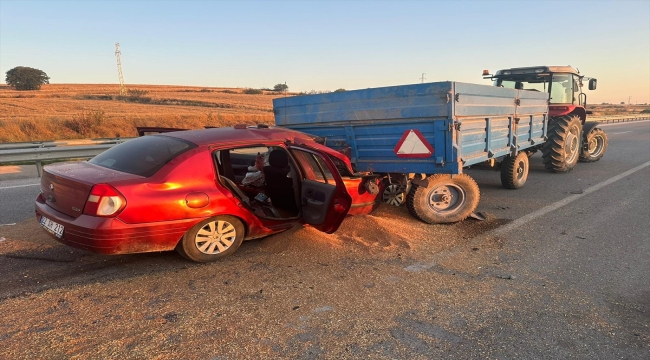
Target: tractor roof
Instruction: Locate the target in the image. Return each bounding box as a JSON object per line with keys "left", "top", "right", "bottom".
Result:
{"left": 495, "top": 66, "right": 580, "bottom": 76}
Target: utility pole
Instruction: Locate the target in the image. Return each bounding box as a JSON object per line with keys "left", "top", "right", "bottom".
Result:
{"left": 420, "top": 73, "right": 426, "bottom": 83}
{"left": 115, "top": 43, "right": 127, "bottom": 96}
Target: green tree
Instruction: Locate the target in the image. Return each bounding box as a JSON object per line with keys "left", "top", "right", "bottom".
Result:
{"left": 5, "top": 66, "right": 50, "bottom": 90}
{"left": 334, "top": 88, "right": 346, "bottom": 92}
{"left": 273, "top": 83, "right": 289, "bottom": 92}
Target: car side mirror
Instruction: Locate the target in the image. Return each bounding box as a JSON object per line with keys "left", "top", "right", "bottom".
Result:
{"left": 588, "top": 79, "right": 597, "bottom": 90}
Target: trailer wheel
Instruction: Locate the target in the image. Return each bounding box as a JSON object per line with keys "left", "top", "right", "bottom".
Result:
{"left": 542, "top": 115, "right": 582, "bottom": 173}
{"left": 579, "top": 127, "right": 608, "bottom": 162}
{"left": 500, "top": 152, "right": 529, "bottom": 189}
{"left": 406, "top": 174, "right": 480, "bottom": 224}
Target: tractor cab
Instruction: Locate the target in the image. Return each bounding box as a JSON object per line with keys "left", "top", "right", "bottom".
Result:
{"left": 483, "top": 66, "right": 597, "bottom": 120}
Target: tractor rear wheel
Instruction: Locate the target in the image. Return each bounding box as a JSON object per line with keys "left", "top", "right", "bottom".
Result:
{"left": 406, "top": 174, "right": 480, "bottom": 224}
{"left": 579, "top": 127, "right": 608, "bottom": 162}
{"left": 542, "top": 115, "right": 582, "bottom": 173}
{"left": 500, "top": 151, "right": 529, "bottom": 189}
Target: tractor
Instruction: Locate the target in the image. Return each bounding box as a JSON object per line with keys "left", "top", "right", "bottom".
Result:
{"left": 484, "top": 66, "right": 608, "bottom": 172}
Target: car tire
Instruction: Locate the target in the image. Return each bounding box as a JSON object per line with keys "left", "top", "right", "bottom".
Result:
{"left": 176, "top": 215, "right": 245, "bottom": 262}
{"left": 382, "top": 181, "right": 408, "bottom": 206}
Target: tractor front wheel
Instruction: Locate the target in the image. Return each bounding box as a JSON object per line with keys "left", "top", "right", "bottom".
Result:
{"left": 579, "top": 127, "right": 608, "bottom": 162}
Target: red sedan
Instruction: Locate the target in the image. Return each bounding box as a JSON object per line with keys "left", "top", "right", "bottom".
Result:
{"left": 35, "top": 126, "right": 382, "bottom": 262}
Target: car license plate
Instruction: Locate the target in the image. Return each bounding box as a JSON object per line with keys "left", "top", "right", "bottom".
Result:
{"left": 40, "top": 217, "right": 64, "bottom": 238}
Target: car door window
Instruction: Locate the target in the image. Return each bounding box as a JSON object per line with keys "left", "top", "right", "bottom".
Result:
{"left": 292, "top": 150, "right": 332, "bottom": 184}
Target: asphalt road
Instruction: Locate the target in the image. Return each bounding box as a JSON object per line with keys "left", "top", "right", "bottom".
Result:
{"left": 0, "top": 120, "right": 648, "bottom": 359}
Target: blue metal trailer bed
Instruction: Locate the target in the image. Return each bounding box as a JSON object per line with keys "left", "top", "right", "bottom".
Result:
{"left": 273, "top": 81, "right": 548, "bottom": 223}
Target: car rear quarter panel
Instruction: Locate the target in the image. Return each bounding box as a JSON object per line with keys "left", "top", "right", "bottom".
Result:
{"left": 115, "top": 149, "right": 225, "bottom": 223}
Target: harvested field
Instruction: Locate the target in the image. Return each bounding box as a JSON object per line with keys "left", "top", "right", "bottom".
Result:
{"left": 1, "top": 84, "right": 646, "bottom": 143}
{"left": 0, "top": 84, "right": 284, "bottom": 142}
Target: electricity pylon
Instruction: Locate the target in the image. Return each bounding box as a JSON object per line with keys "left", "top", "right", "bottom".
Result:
{"left": 115, "top": 43, "right": 126, "bottom": 96}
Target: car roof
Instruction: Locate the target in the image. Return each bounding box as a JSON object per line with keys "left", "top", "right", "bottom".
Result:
{"left": 157, "top": 125, "right": 356, "bottom": 173}
{"left": 161, "top": 126, "right": 315, "bottom": 147}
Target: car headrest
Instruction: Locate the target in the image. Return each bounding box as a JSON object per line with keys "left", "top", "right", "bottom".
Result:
{"left": 268, "top": 150, "right": 289, "bottom": 168}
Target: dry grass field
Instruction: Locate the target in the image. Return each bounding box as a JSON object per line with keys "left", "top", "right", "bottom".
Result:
{"left": 588, "top": 103, "right": 649, "bottom": 117}
{"left": 0, "top": 84, "right": 284, "bottom": 142}
{"left": 0, "top": 83, "right": 647, "bottom": 143}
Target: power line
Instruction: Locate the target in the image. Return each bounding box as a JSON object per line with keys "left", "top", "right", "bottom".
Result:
{"left": 419, "top": 73, "right": 426, "bottom": 83}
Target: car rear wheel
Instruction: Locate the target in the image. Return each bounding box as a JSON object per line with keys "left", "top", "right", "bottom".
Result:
{"left": 176, "top": 215, "right": 245, "bottom": 262}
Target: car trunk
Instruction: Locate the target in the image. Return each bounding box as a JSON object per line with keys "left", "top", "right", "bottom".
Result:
{"left": 40, "top": 161, "right": 141, "bottom": 218}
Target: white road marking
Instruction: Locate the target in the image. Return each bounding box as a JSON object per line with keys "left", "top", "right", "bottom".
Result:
{"left": 611, "top": 131, "right": 632, "bottom": 135}
{"left": 0, "top": 183, "right": 40, "bottom": 190}
{"left": 490, "top": 160, "right": 650, "bottom": 236}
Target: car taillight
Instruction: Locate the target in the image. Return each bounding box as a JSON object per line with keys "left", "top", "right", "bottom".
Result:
{"left": 83, "top": 184, "right": 126, "bottom": 217}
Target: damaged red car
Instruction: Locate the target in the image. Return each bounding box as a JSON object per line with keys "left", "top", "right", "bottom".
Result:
{"left": 35, "top": 126, "right": 382, "bottom": 262}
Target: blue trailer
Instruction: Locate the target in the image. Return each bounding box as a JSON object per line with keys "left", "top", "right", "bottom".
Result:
{"left": 273, "top": 81, "right": 548, "bottom": 223}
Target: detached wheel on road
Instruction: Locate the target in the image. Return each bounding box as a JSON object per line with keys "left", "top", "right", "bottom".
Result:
{"left": 542, "top": 115, "right": 583, "bottom": 173}
{"left": 500, "top": 151, "right": 529, "bottom": 189}
{"left": 176, "top": 215, "right": 245, "bottom": 262}
{"left": 579, "top": 127, "right": 608, "bottom": 162}
{"left": 406, "top": 174, "right": 480, "bottom": 224}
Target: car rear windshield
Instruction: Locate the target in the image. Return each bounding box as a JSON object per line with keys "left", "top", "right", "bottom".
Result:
{"left": 89, "top": 135, "right": 197, "bottom": 177}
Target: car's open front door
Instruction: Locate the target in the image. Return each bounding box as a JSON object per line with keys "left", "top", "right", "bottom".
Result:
{"left": 290, "top": 145, "right": 352, "bottom": 233}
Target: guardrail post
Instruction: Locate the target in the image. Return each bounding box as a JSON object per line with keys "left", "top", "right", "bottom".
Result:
{"left": 36, "top": 161, "right": 43, "bottom": 177}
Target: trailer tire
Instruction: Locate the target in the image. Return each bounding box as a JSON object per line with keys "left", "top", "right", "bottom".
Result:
{"left": 542, "top": 115, "right": 582, "bottom": 173}
{"left": 579, "top": 127, "right": 608, "bottom": 162}
{"left": 500, "top": 152, "right": 529, "bottom": 189}
{"left": 406, "top": 174, "right": 480, "bottom": 224}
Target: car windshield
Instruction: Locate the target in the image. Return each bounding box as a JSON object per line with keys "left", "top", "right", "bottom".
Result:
{"left": 89, "top": 135, "right": 197, "bottom": 177}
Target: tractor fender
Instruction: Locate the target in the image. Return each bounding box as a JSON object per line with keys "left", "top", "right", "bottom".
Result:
{"left": 411, "top": 176, "right": 429, "bottom": 188}
{"left": 571, "top": 108, "right": 587, "bottom": 123}
{"left": 582, "top": 121, "right": 600, "bottom": 134}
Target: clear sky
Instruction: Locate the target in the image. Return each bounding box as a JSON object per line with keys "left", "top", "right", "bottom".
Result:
{"left": 1, "top": 0, "right": 649, "bottom": 104}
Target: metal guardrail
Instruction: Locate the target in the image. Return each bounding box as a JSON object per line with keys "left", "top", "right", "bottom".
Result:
{"left": 0, "top": 138, "right": 132, "bottom": 177}
{"left": 591, "top": 116, "right": 650, "bottom": 124}
{"left": 0, "top": 137, "right": 133, "bottom": 151}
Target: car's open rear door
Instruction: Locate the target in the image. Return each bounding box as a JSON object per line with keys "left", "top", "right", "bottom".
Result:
{"left": 290, "top": 145, "right": 352, "bottom": 233}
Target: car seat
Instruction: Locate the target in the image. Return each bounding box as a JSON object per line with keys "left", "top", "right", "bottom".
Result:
{"left": 263, "top": 150, "right": 298, "bottom": 214}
